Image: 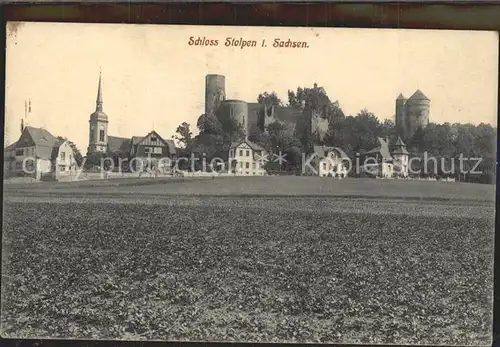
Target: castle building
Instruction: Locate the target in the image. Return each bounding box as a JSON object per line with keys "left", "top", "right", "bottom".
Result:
{"left": 86, "top": 73, "right": 176, "bottom": 170}
{"left": 395, "top": 89, "right": 430, "bottom": 140}
{"left": 204, "top": 74, "right": 262, "bottom": 141}
{"left": 205, "top": 74, "right": 226, "bottom": 117}
{"left": 205, "top": 74, "right": 332, "bottom": 150}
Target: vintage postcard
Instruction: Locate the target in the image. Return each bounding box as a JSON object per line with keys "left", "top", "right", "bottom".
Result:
{"left": 2, "top": 22, "right": 498, "bottom": 344}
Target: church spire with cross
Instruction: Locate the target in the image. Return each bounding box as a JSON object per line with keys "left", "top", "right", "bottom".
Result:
{"left": 96, "top": 70, "right": 103, "bottom": 112}
{"left": 88, "top": 69, "right": 109, "bottom": 154}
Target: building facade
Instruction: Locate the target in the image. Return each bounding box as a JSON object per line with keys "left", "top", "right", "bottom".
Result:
{"left": 86, "top": 73, "right": 177, "bottom": 171}
{"left": 88, "top": 73, "right": 108, "bottom": 154}
{"left": 390, "top": 137, "right": 410, "bottom": 178}
{"left": 361, "top": 136, "right": 410, "bottom": 178}
{"left": 129, "top": 131, "right": 176, "bottom": 171}
{"left": 4, "top": 126, "right": 77, "bottom": 180}
{"left": 312, "top": 145, "right": 349, "bottom": 178}
{"left": 228, "top": 140, "right": 267, "bottom": 176}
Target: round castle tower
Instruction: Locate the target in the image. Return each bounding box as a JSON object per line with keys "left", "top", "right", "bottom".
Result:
{"left": 219, "top": 99, "right": 248, "bottom": 140}
{"left": 205, "top": 74, "right": 226, "bottom": 117}
{"left": 395, "top": 93, "right": 407, "bottom": 138}
{"left": 395, "top": 89, "right": 430, "bottom": 140}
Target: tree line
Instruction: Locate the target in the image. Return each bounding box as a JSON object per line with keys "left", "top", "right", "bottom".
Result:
{"left": 174, "top": 85, "right": 496, "bottom": 183}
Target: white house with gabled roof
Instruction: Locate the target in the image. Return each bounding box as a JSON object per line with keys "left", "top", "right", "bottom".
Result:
{"left": 312, "top": 145, "right": 349, "bottom": 178}
{"left": 4, "top": 125, "right": 77, "bottom": 180}
{"left": 360, "top": 136, "right": 410, "bottom": 178}
{"left": 228, "top": 140, "right": 267, "bottom": 176}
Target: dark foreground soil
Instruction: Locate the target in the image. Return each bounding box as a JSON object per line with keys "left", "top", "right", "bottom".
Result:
{"left": 1, "top": 196, "right": 494, "bottom": 345}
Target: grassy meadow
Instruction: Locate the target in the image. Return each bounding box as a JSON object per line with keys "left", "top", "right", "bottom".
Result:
{"left": 1, "top": 177, "right": 495, "bottom": 344}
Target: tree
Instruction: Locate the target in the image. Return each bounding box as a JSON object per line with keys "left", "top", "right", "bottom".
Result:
{"left": 283, "top": 145, "right": 303, "bottom": 172}
{"left": 288, "top": 88, "right": 303, "bottom": 108}
{"left": 266, "top": 121, "right": 302, "bottom": 153}
{"left": 266, "top": 121, "right": 287, "bottom": 151}
{"left": 323, "top": 109, "right": 393, "bottom": 157}
{"left": 197, "top": 113, "right": 221, "bottom": 135}
{"left": 288, "top": 84, "right": 346, "bottom": 152}
{"left": 83, "top": 151, "right": 106, "bottom": 170}
{"left": 174, "top": 122, "right": 193, "bottom": 148}
{"left": 191, "top": 109, "right": 246, "bottom": 160}
{"left": 379, "top": 119, "right": 396, "bottom": 138}
{"left": 257, "top": 91, "right": 282, "bottom": 106}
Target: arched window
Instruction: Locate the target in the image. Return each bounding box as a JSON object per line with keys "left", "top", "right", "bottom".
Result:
{"left": 99, "top": 125, "right": 105, "bottom": 142}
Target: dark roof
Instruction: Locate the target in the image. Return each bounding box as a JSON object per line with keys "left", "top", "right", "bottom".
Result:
{"left": 4, "top": 142, "right": 17, "bottom": 151}
{"left": 313, "top": 145, "right": 350, "bottom": 160}
{"left": 396, "top": 93, "right": 406, "bottom": 100}
{"left": 392, "top": 147, "right": 409, "bottom": 155}
{"left": 230, "top": 140, "right": 265, "bottom": 151}
{"left": 90, "top": 110, "right": 108, "bottom": 119}
{"left": 50, "top": 139, "right": 65, "bottom": 160}
{"left": 407, "top": 89, "right": 430, "bottom": 102}
{"left": 388, "top": 136, "right": 409, "bottom": 155}
{"left": 364, "top": 137, "right": 393, "bottom": 160}
{"left": 21, "top": 127, "right": 58, "bottom": 160}
{"left": 164, "top": 139, "right": 176, "bottom": 154}
{"left": 131, "top": 136, "right": 144, "bottom": 145}
{"left": 90, "top": 72, "right": 107, "bottom": 119}
{"left": 108, "top": 136, "right": 131, "bottom": 153}
{"left": 132, "top": 130, "right": 177, "bottom": 154}
{"left": 7, "top": 127, "right": 77, "bottom": 160}
{"left": 24, "top": 126, "right": 57, "bottom": 147}
{"left": 96, "top": 72, "right": 103, "bottom": 106}
{"left": 395, "top": 136, "right": 406, "bottom": 147}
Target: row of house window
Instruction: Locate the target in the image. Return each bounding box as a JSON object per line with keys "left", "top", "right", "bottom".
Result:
{"left": 229, "top": 149, "right": 252, "bottom": 158}
{"left": 59, "top": 152, "right": 72, "bottom": 161}
{"left": 144, "top": 146, "right": 163, "bottom": 154}
{"left": 239, "top": 149, "right": 250, "bottom": 157}
{"left": 15, "top": 147, "right": 35, "bottom": 156}
{"left": 239, "top": 162, "right": 257, "bottom": 169}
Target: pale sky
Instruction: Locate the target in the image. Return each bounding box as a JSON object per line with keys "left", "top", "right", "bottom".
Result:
{"left": 5, "top": 22, "right": 499, "bottom": 153}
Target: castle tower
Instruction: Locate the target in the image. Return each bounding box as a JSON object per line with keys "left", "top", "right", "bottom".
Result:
{"left": 405, "top": 89, "right": 430, "bottom": 139}
{"left": 88, "top": 72, "right": 109, "bottom": 154}
{"left": 395, "top": 93, "right": 407, "bottom": 139}
{"left": 205, "top": 74, "right": 226, "bottom": 117}
{"left": 219, "top": 100, "right": 248, "bottom": 140}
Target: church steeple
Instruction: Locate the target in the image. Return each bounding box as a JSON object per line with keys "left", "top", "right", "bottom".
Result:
{"left": 96, "top": 72, "right": 103, "bottom": 112}
{"left": 88, "top": 70, "right": 108, "bottom": 155}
